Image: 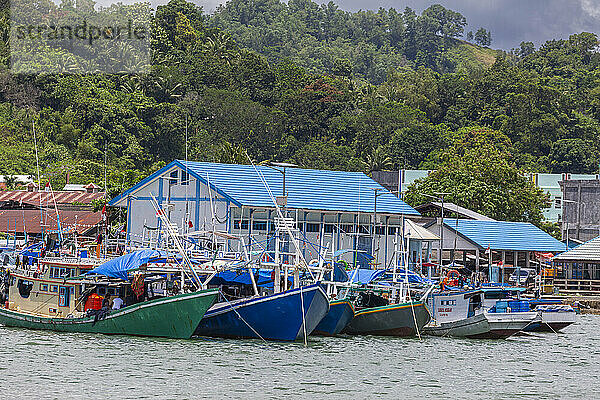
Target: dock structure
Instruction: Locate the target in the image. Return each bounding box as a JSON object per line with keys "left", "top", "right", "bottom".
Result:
{"left": 552, "top": 236, "right": 600, "bottom": 294}
{"left": 109, "top": 161, "right": 434, "bottom": 268}
{"left": 423, "top": 218, "right": 565, "bottom": 282}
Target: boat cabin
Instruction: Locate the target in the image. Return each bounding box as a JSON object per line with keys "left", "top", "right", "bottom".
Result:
{"left": 427, "top": 290, "right": 483, "bottom": 324}
{"left": 5, "top": 258, "right": 101, "bottom": 317}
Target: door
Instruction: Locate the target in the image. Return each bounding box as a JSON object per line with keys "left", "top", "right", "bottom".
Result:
{"left": 58, "top": 286, "right": 71, "bottom": 307}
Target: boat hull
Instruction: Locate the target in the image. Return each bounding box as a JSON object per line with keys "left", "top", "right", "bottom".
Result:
{"left": 523, "top": 310, "right": 577, "bottom": 332}
{"left": 312, "top": 299, "right": 354, "bottom": 336}
{"left": 343, "top": 301, "right": 430, "bottom": 337}
{"left": 468, "top": 311, "right": 538, "bottom": 339}
{"left": 423, "top": 313, "right": 491, "bottom": 338}
{"left": 0, "top": 289, "right": 219, "bottom": 339}
{"left": 194, "top": 284, "right": 330, "bottom": 341}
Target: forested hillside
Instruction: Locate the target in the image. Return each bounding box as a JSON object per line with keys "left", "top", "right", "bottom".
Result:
{"left": 0, "top": 0, "right": 599, "bottom": 224}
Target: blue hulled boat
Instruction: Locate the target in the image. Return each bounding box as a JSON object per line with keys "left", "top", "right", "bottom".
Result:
{"left": 312, "top": 298, "right": 355, "bottom": 336}
{"left": 194, "top": 283, "right": 330, "bottom": 341}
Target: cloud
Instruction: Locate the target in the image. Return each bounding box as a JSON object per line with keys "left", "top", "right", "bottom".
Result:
{"left": 317, "top": 0, "right": 600, "bottom": 49}
{"left": 69, "top": 0, "right": 600, "bottom": 49}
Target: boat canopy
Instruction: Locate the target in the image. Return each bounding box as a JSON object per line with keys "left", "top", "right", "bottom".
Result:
{"left": 391, "top": 268, "right": 436, "bottom": 285}
{"left": 208, "top": 269, "right": 275, "bottom": 288}
{"left": 347, "top": 268, "right": 385, "bottom": 284}
{"left": 88, "top": 249, "right": 165, "bottom": 281}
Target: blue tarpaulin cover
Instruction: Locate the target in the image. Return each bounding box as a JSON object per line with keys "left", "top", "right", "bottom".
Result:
{"left": 323, "top": 263, "right": 350, "bottom": 282}
{"left": 88, "top": 249, "right": 165, "bottom": 281}
{"left": 387, "top": 268, "right": 436, "bottom": 285}
{"left": 347, "top": 268, "right": 385, "bottom": 284}
{"left": 209, "top": 269, "right": 275, "bottom": 288}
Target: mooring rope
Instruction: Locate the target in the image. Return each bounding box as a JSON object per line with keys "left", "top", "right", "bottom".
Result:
{"left": 219, "top": 290, "right": 268, "bottom": 343}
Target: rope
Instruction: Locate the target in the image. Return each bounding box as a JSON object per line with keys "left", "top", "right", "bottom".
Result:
{"left": 407, "top": 288, "right": 422, "bottom": 341}
{"left": 218, "top": 290, "right": 267, "bottom": 343}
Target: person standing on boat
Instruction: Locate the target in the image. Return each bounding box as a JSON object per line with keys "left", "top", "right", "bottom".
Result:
{"left": 112, "top": 295, "right": 124, "bottom": 310}
{"left": 101, "top": 295, "right": 111, "bottom": 310}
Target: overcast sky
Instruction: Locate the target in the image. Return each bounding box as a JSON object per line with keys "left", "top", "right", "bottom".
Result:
{"left": 92, "top": 0, "right": 600, "bottom": 50}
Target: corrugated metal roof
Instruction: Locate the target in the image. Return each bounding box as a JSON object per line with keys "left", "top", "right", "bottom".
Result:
{"left": 443, "top": 218, "right": 565, "bottom": 252}
{"left": 182, "top": 161, "right": 419, "bottom": 215}
{"left": 0, "top": 190, "right": 105, "bottom": 205}
{"left": 405, "top": 219, "right": 439, "bottom": 241}
{"left": 111, "top": 161, "right": 419, "bottom": 215}
{"left": 0, "top": 209, "right": 102, "bottom": 234}
{"left": 415, "top": 202, "right": 495, "bottom": 221}
{"left": 553, "top": 237, "right": 600, "bottom": 262}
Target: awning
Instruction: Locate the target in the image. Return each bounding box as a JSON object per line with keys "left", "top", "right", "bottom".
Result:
{"left": 88, "top": 249, "right": 165, "bottom": 281}
{"left": 347, "top": 268, "right": 385, "bottom": 284}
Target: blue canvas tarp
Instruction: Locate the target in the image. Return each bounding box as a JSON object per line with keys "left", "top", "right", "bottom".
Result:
{"left": 347, "top": 268, "right": 385, "bottom": 284}
{"left": 388, "top": 268, "right": 436, "bottom": 285}
{"left": 209, "top": 269, "right": 275, "bottom": 288}
{"left": 323, "top": 263, "right": 350, "bottom": 282}
{"left": 88, "top": 249, "right": 165, "bottom": 281}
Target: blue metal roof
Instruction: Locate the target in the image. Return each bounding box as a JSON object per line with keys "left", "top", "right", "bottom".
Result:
{"left": 443, "top": 218, "right": 565, "bottom": 252}
{"left": 110, "top": 161, "right": 418, "bottom": 215}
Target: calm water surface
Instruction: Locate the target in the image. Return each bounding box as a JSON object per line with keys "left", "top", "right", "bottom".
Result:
{"left": 0, "top": 315, "right": 598, "bottom": 399}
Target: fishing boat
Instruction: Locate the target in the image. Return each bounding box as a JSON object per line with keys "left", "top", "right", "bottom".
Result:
{"left": 0, "top": 251, "right": 218, "bottom": 339}
{"left": 312, "top": 298, "right": 355, "bottom": 336}
{"left": 195, "top": 282, "right": 329, "bottom": 341}
{"left": 424, "top": 289, "right": 538, "bottom": 338}
{"left": 522, "top": 299, "right": 577, "bottom": 332}
{"left": 343, "top": 298, "right": 430, "bottom": 337}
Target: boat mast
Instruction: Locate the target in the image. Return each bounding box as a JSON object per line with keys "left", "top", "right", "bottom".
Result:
{"left": 32, "top": 119, "right": 44, "bottom": 244}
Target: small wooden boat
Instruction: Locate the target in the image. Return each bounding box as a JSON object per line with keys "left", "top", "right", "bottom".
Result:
{"left": 312, "top": 298, "right": 355, "bottom": 336}
{"left": 344, "top": 300, "right": 430, "bottom": 337}
{"left": 0, "top": 253, "right": 218, "bottom": 339}
{"left": 195, "top": 283, "right": 330, "bottom": 341}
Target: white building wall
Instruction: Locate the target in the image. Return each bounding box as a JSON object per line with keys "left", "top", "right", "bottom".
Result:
{"left": 118, "top": 165, "right": 425, "bottom": 266}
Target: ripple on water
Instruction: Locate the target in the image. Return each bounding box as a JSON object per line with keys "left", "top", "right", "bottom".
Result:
{"left": 1, "top": 316, "right": 599, "bottom": 399}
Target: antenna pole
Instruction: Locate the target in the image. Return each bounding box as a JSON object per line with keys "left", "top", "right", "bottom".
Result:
{"left": 32, "top": 119, "right": 44, "bottom": 243}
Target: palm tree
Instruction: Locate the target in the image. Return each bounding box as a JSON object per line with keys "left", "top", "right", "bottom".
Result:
{"left": 3, "top": 175, "right": 22, "bottom": 190}
{"left": 364, "top": 146, "right": 393, "bottom": 173}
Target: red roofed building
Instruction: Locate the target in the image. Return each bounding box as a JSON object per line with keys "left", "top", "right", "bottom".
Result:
{"left": 0, "top": 186, "right": 106, "bottom": 237}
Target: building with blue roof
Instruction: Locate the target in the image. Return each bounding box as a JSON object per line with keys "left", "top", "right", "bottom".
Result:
{"left": 424, "top": 218, "right": 566, "bottom": 282}
{"left": 110, "top": 160, "right": 420, "bottom": 266}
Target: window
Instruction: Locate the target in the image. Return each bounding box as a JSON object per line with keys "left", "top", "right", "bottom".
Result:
{"left": 40, "top": 284, "right": 49, "bottom": 292}
{"left": 252, "top": 221, "right": 267, "bottom": 231}
{"left": 375, "top": 226, "right": 385, "bottom": 235}
{"left": 169, "top": 170, "right": 178, "bottom": 185}
{"left": 235, "top": 220, "right": 249, "bottom": 230}
{"left": 306, "top": 223, "right": 320, "bottom": 233}
{"left": 181, "top": 170, "right": 189, "bottom": 185}
{"left": 324, "top": 224, "right": 335, "bottom": 234}
{"left": 341, "top": 224, "right": 354, "bottom": 233}
{"left": 17, "top": 279, "right": 34, "bottom": 298}
{"left": 50, "top": 285, "right": 58, "bottom": 293}
{"left": 388, "top": 227, "right": 397, "bottom": 235}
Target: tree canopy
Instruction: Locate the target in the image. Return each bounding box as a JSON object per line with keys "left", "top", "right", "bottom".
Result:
{"left": 0, "top": 0, "right": 598, "bottom": 225}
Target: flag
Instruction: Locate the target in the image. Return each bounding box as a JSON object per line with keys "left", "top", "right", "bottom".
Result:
{"left": 188, "top": 220, "right": 193, "bottom": 228}
{"left": 156, "top": 208, "right": 165, "bottom": 216}
{"left": 45, "top": 182, "right": 50, "bottom": 192}
{"left": 101, "top": 204, "right": 107, "bottom": 221}
{"left": 485, "top": 245, "right": 491, "bottom": 255}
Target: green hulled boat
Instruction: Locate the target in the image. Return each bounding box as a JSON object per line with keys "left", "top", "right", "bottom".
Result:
{"left": 0, "top": 252, "right": 218, "bottom": 339}
{"left": 0, "top": 289, "right": 218, "bottom": 339}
